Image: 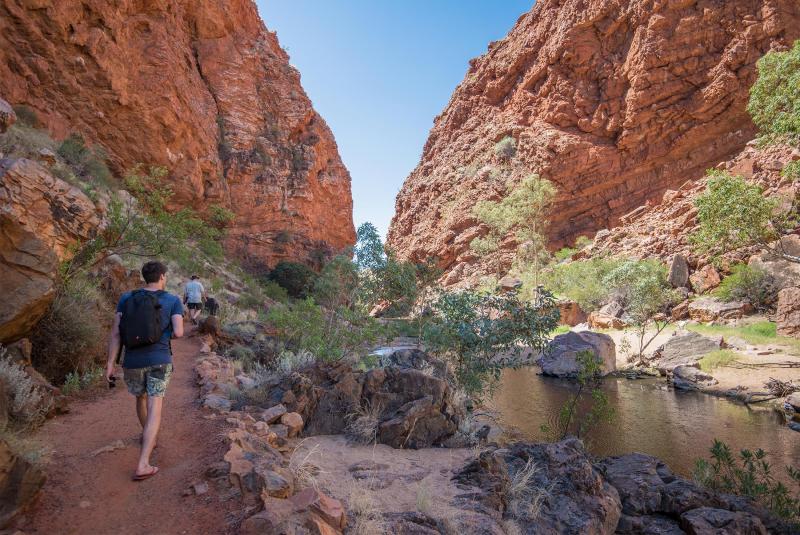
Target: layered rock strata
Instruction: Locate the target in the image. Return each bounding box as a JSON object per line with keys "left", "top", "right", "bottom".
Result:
{"left": 0, "top": 0, "right": 354, "bottom": 266}
{"left": 387, "top": 0, "right": 800, "bottom": 283}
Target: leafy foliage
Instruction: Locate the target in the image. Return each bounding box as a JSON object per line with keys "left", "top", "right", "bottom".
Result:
{"left": 716, "top": 264, "right": 779, "bottom": 311}
{"left": 57, "top": 133, "right": 115, "bottom": 188}
{"left": 471, "top": 174, "right": 557, "bottom": 282}
{"left": 690, "top": 171, "right": 797, "bottom": 263}
{"left": 424, "top": 289, "right": 559, "bottom": 396}
{"left": 540, "top": 350, "right": 614, "bottom": 442}
{"left": 748, "top": 40, "right": 800, "bottom": 143}
{"left": 537, "top": 257, "right": 624, "bottom": 311}
{"left": 63, "top": 165, "right": 225, "bottom": 279}
{"left": 694, "top": 439, "right": 800, "bottom": 523}
{"left": 269, "top": 261, "right": 317, "bottom": 298}
{"left": 494, "top": 136, "right": 517, "bottom": 160}
{"left": 603, "top": 259, "right": 678, "bottom": 360}
{"left": 267, "top": 297, "right": 385, "bottom": 361}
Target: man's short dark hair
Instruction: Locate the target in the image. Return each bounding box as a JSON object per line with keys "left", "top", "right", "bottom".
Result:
{"left": 191, "top": 275, "right": 199, "bottom": 280}
{"left": 142, "top": 261, "right": 168, "bottom": 283}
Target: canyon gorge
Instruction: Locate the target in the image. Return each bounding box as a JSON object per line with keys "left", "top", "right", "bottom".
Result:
{"left": 387, "top": 0, "right": 800, "bottom": 282}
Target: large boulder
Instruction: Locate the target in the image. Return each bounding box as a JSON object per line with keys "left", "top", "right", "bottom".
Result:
{"left": 749, "top": 236, "right": 800, "bottom": 291}
{"left": 0, "top": 439, "right": 46, "bottom": 527}
{"left": 557, "top": 300, "right": 587, "bottom": 327}
{"left": 0, "top": 98, "right": 14, "bottom": 134}
{"left": 776, "top": 287, "right": 800, "bottom": 338}
{"left": 0, "top": 159, "right": 100, "bottom": 343}
{"left": 653, "top": 332, "right": 724, "bottom": 372}
{"left": 588, "top": 311, "right": 627, "bottom": 330}
{"left": 89, "top": 254, "right": 142, "bottom": 303}
{"left": 688, "top": 297, "right": 753, "bottom": 323}
{"left": 672, "top": 366, "right": 719, "bottom": 390}
{"left": 454, "top": 439, "right": 622, "bottom": 534}
{"left": 262, "top": 362, "right": 462, "bottom": 448}
{"left": 668, "top": 254, "right": 690, "bottom": 288}
{"left": 690, "top": 265, "right": 721, "bottom": 295}
{"left": 537, "top": 331, "right": 616, "bottom": 377}
{"left": 597, "top": 453, "right": 782, "bottom": 534}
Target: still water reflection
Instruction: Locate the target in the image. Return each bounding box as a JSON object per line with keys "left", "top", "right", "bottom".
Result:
{"left": 490, "top": 366, "right": 800, "bottom": 477}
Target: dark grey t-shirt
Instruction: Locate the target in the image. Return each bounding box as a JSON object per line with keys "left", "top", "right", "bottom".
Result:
{"left": 117, "top": 290, "right": 183, "bottom": 369}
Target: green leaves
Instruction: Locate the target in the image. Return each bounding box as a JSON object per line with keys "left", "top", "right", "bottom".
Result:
{"left": 694, "top": 438, "right": 800, "bottom": 523}
{"left": 690, "top": 171, "right": 785, "bottom": 260}
{"left": 748, "top": 40, "right": 800, "bottom": 143}
{"left": 424, "top": 288, "right": 559, "bottom": 397}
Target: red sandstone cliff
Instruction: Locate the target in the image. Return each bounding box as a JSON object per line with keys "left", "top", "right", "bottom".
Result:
{"left": 387, "top": 0, "right": 800, "bottom": 282}
{"left": 0, "top": 0, "right": 354, "bottom": 266}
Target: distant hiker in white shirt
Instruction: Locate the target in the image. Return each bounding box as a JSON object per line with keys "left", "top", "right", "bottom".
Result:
{"left": 183, "top": 275, "right": 206, "bottom": 325}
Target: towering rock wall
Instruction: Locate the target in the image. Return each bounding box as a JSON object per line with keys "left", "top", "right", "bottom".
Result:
{"left": 0, "top": 0, "right": 354, "bottom": 266}
{"left": 387, "top": 0, "right": 800, "bottom": 283}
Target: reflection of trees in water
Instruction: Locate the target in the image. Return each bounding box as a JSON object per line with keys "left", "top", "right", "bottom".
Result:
{"left": 490, "top": 369, "right": 800, "bottom": 480}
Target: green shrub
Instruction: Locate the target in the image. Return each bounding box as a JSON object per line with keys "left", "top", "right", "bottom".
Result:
{"left": 424, "top": 289, "right": 559, "bottom": 396}
{"left": 208, "top": 204, "right": 235, "bottom": 229}
{"left": 494, "top": 136, "right": 517, "bottom": 160}
{"left": 267, "top": 297, "right": 385, "bottom": 361}
{"left": 694, "top": 439, "right": 800, "bottom": 523}
{"left": 554, "top": 247, "right": 576, "bottom": 262}
{"left": 61, "top": 367, "right": 104, "bottom": 395}
{"left": 0, "top": 123, "right": 57, "bottom": 161}
{"left": 537, "top": 257, "right": 623, "bottom": 311}
{"left": 226, "top": 344, "right": 257, "bottom": 371}
{"left": 30, "top": 276, "right": 106, "bottom": 383}
{"left": 262, "top": 280, "right": 289, "bottom": 302}
{"left": 269, "top": 261, "right": 317, "bottom": 298}
{"left": 748, "top": 40, "right": 800, "bottom": 143}
{"left": 57, "top": 133, "right": 114, "bottom": 187}
{"left": 716, "top": 264, "right": 779, "bottom": 311}
{"left": 690, "top": 170, "right": 795, "bottom": 263}
{"left": 11, "top": 105, "right": 40, "bottom": 128}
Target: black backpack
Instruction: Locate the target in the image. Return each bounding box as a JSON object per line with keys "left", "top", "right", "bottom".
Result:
{"left": 120, "top": 290, "right": 165, "bottom": 349}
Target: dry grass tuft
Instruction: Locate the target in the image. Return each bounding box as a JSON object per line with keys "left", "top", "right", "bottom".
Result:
{"left": 345, "top": 400, "right": 382, "bottom": 445}
{"left": 0, "top": 348, "right": 52, "bottom": 428}
{"left": 289, "top": 440, "right": 322, "bottom": 490}
{"left": 347, "top": 478, "right": 384, "bottom": 535}
{"left": 415, "top": 482, "right": 433, "bottom": 515}
{"left": 506, "top": 457, "right": 548, "bottom": 521}
{"left": 502, "top": 519, "right": 523, "bottom": 535}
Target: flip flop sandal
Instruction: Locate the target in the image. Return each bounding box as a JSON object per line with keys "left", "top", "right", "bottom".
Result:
{"left": 132, "top": 466, "right": 159, "bottom": 481}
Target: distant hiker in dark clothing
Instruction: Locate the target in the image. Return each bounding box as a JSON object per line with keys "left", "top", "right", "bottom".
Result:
{"left": 204, "top": 296, "right": 219, "bottom": 316}
{"left": 183, "top": 275, "right": 206, "bottom": 325}
{"left": 106, "top": 260, "right": 184, "bottom": 481}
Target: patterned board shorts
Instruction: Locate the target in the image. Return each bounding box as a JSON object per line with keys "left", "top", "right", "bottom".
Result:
{"left": 123, "top": 364, "right": 173, "bottom": 397}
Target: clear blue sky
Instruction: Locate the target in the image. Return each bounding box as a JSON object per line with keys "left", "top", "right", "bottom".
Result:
{"left": 257, "top": 1, "right": 533, "bottom": 238}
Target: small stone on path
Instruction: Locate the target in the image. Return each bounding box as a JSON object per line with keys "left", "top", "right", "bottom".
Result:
{"left": 90, "top": 439, "right": 126, "bottom": 457}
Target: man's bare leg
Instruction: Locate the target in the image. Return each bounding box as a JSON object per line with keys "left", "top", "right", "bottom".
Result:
{"left": 136, "top": 395, "right": 147, "bottom": 428}
{"left": 136, "top": 395, "right": 163, "bottom": 476}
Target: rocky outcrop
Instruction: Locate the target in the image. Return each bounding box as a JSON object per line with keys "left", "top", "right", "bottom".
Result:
{"left": 0, "top": 98, "right": 13, "bottom": 133}
{"left": 688, "top": 298, "right": 754, "bottom": 323}
{"left": 652, "top": 332, "right": 724, "bottom": 372}
{"left": 0, "top": 438, "right": 46, "bottom": 527}
{"left": 454, "top": 439, "right": 621, "bottom": 534}
{"left": 261, "top": 361, "right": 463, "bottom": 449}
{"left": 776, "top": 287, "right": 800, "bottom": 338}
{"left": 0, "top": 0, "right": 354, "bottom": 266}
{"left": 0, "top": 158, "right": 100, "bottom": 343}
{"left": 387, "top": 0, "right": 800, "bottom": 283}
{"left": 537, "top": 331, "right": 616, "bottom": 377}
{"left": 589, "top": 143, "right": 799, "bottom": 268}
{"left": 453, "top": 441, "right": 788, "bottom": 534}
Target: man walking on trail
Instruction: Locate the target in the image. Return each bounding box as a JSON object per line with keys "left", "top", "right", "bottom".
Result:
{"left": 106, "top": 261, "right": 184, "bottom": 481}
{"left": 183, "top": 275, "right": 206, "bottom": 325}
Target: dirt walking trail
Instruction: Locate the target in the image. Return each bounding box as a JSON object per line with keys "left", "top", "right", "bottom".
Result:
{"left": 19, "top": 337, "right": 239, "bottom": 535}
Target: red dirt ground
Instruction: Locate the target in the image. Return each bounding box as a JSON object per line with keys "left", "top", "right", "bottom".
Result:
{"left": 17, "top": 337, "right": 240, "bottom": 535}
